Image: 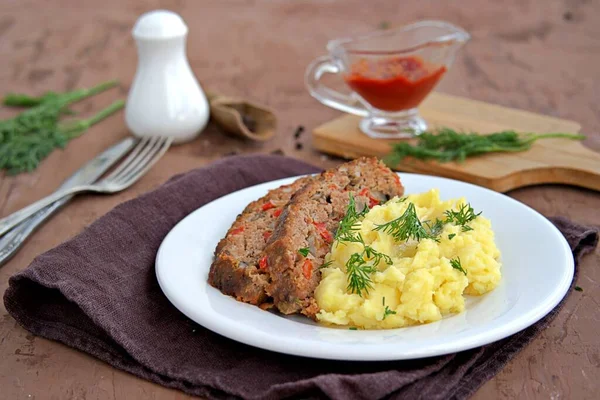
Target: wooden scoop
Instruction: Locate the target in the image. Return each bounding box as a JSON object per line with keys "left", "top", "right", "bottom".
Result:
{"left": 206, "top": 91, "right": 276, "bottom": 141}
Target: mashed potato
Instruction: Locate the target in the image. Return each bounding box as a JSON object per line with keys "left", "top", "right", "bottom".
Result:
{"left": 315, "top": 189, "right": 501, "bottom": 329}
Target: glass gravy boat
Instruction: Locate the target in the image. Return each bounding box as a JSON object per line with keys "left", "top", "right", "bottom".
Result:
{"left": 305, "top": 20, "right": 469, "bottom": 138}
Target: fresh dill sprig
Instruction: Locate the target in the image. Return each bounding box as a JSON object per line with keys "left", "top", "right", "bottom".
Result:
{"left": 334, "top": 193, "right": 394, "bottom": 296}
{"left": 384, "top": 128, "right": 586, "bottom": 167}
{"left": 424, "top": 218, "right": 445, "bottom": 238}
{"left": 374, "top": 203, "right": 437, "bottom": 242}
{"left": 444, "top": 203, "right": 481, "bottom": 232}
{"left": 364, "top": 245, "right": 393, "bottom": 266}
{"left": 0, "top": 80, "right": 124, "bottom": 175}
{"left": 346, "top": 253, "right": 377, "bottom": 296}
{"left": 383, "top": 306, "right": 396, "bottom": 319}
{"left": 382, "top": 297, "right": 397, "bottom": 320}
{"left": 335, "top": 194, "right": 368, "bottom": 242}
{"left": 298, "top": 247, "right": 310, "bottom": 257}
{"left": 319, "top": 260, "right": 334, "bottom": 270}
{"left": 345, "top": 244, "right": 392, "bottom": 296}
{"left": 373, "top": 201, "right": 481, "bottom": 243}
{"left": 448, "top": 233, "right": 456, "bottom": 240}
{"left": 450, "top": 257, "right": 467, "bottom": 276}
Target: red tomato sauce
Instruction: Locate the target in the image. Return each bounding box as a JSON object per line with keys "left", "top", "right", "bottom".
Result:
{"left": 344, "top": 56, "right": 446, "bottom": 112}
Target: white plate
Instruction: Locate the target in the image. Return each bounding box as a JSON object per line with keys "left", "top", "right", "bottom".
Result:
{"left": 156, "top": 173, "right": 574, "bottom": 361}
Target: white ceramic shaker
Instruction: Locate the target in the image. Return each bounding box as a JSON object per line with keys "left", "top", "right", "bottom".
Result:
{"left": 125, "top": 10, "right": 209, "bottom": 144}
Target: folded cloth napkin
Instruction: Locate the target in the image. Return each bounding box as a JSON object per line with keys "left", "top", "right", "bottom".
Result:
{"left": 4, "top": 155, "right": 599, "bottom": 400}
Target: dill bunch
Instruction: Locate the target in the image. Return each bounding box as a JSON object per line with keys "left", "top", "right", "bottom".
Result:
{"left": 384, "top": 128, "right": 586, "bottom": 167}
{"left": 0, "top": 80, "right": 124, "bottom": 175}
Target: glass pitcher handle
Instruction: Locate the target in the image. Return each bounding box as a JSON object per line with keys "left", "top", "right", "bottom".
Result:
{"left": 305, "top": 56, "right": 368, "bottom": 117}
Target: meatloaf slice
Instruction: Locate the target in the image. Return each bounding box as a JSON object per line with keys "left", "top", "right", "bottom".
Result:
{"left": 263, "top": 157, "right": 404, "bottom": 317}
{"left": 209, "top": 176, "right": 313, "bottom": 304}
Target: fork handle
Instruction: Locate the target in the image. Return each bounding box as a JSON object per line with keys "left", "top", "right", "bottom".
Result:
{"left": 0, "top": 195, "right": 73, "bottom": 267}
{"left": 0, "top": 185, "right": 91, "bottom": 237}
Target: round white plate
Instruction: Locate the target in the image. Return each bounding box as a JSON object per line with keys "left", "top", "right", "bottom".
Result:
{"left": 156, "top": 173, "right": 574, "bottom": 361}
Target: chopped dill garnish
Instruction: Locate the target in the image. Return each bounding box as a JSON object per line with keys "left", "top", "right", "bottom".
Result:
{"left": 332, "top": 193, "right": 394, "bottom": 296}
{"left": 341, "top": 232, "right": 366, "bottom": 245}
{"left": 337, "top": 218, "right": 392, "bottom": 266}
{"left": 444, "top": 203, "right": 481, "bottom": 232}
{"left": 448, "top": 233, "right": 456, "bottom": 240}
{"left": 319, "top": 260, "right": 334, "bottom": 270}
{"left": 425, "top": 218, "right": 445, "bottom": 238}
{"left": 348, "top": 327, "right": 358, "bottom": 330}
{"left": 382, "top": 297, "right": 397, "bottom": 320}
{"left": 372, "top": 200, "right": 481, "bottom": 243}
{"left": 374, "top": 203, "right": 437, "bottom": 242}
{"left": 383, "top": 307, "right": 396, "bottom": 319}
{"left": 345, "top": 244, "right": 392, "bottom": 296}
{"left": 450, "top": 257, "right": 467, "bottom": 276}
{"left": 574, "top": 286, "right": 583, "bottom": 292}
{"left": 397, "top": 197, "right": 407, "bottom": 203}
{"left": 298, "top": 247, "right": 310, "bottom": 257}
{"left": 335, "top": 194, "right": 368, "bottom": 243}
{"left": 364, "top": 244, "right": 393, "bottom": 266}
{"left": 346, "top": 253, "right": 377, "bottom": 296}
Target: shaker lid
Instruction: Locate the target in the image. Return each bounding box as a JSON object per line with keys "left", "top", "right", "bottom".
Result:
{"left": 133, "top": 10, "right": 188, "bottom": 39}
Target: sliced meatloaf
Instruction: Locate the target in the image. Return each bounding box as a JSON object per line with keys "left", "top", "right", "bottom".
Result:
{"left": 263, "top": 157, "right": 404, "bottom": 317}
{"left": 208, "top": 176, "right": 313, "bottom": 304}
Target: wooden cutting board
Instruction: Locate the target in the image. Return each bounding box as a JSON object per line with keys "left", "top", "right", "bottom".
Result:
{"left": 313, "top": 92, "right": 600, "bottom": 192}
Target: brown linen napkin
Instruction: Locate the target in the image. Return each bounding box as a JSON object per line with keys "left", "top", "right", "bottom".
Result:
{"left": 4, "top": 155, "right": 598, "bottom": 400}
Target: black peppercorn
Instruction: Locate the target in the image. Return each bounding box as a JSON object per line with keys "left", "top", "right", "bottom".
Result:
{"left": 294, "top": 125, "right": 305, "bottom": 139}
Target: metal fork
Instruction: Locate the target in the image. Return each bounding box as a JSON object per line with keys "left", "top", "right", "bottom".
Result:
{"left": 0, "top": 136, "right": 173, "bottom": 238}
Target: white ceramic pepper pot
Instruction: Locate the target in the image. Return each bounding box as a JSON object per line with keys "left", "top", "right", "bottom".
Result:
{"left": 125, "top": 10, "right": 209, "bottom": 144}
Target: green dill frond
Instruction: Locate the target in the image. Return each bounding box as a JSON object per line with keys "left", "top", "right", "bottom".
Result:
{"left": 346, "top": 253, "right": 377, "bottom": 296}
{"left": 424, "top": 218, "right": 445, "bottom": 239}
{"left": 450, "top": 257, "right": 467, "bottom": 276}
{"left": 382, "top": 297, "right": 397, "bottom": 319}
{"left": 335, "top": 194, "right": 368, "bottom": 243}
{"left": 0, "top": 81, "right": 123, "bottom": 174}
{"left": 384, "top": 128, "right": 585, "bottom": 167}
{"left": 444, "top": 203, "right": 481, "bottom": 232}
{"left": 373, "top": 203, "right": 436, "bottom": 242}
{"left": 298, "top": 247, "right": 310, "bottom": 257}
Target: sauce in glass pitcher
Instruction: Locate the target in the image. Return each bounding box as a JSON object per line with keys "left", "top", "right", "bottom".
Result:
{"left": 344, "top": 56, "right": 446, "bottom": 112}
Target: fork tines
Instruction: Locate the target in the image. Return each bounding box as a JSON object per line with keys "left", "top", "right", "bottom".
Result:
{"left": 104, "top": 136, "right": 173, "bottom": 187}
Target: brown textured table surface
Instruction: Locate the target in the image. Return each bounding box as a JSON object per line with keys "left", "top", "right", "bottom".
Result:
{"left": 1, "top": 1, "right": 599, "bottom": 399}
